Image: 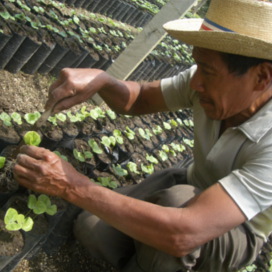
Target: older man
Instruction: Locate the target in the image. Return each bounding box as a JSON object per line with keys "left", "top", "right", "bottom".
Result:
{"left": 14, "top": 0, "right": 272, "bottom": 271}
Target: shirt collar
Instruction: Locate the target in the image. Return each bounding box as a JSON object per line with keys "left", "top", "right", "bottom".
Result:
{"left": 237, "top": 99, "right": 272, "bottom": 143}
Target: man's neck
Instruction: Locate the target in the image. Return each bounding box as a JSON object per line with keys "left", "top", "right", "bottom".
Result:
{"left": 220, "top": 87, "right": 272, "bottom": 136}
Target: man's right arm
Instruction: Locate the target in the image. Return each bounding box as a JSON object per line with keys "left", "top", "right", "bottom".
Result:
{"left": 46, "top": 68, "right": 169, "bottom": 115}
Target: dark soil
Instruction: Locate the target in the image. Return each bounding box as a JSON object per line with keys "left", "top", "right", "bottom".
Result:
{"left": 0, "top": 70, "right": 120, "bottom": 272}
{"left": 0, "top": 69, "right": 194, "bottom": 272}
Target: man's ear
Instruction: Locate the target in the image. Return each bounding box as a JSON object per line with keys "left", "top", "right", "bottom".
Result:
{"left": 254, "top": 62, "right": 272, "bottom": 92}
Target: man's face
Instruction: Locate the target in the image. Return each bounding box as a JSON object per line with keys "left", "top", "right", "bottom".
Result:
{"left": 190, "top": 47, "right": 258, "bottom": 120}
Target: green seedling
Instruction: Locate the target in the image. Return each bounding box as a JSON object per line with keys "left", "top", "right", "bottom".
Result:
{"left": 183, "top": 119, "right": 194, "bottom": 127}
{"left": 24, "top": 111, "right": 41, "bottom": 125}
{"left": 10, "top": 112, "right": 22, "bottom": 125}
{"left": 113, "top": 129, "right": 124, "bottom": 145}
{"left": 89, "top": 107, "right": 105, "bottom": 120}
{"left": 141, "top": 163, "right": 154, "bottom": 175}
{"left": 0, "top": 11, "right": 15, "bottom": 20}
{"left": 152, "top": 125, "right": 163, "bottom": 135}
{"left": 48, "top": 115, "right": 58, "bottom": 126}
{"left": 88, "top": 139, "right": 103, "bottom": 154}
{"left": 73, "top": 149, "right": 93, "bottom": 162}
{"left": 0, "top": 156, "right": 6, "bottom": 169}
{"left": 28, "top": 194, "right": 57, "bottom": 216}
{"left": 4, "top": 194, "right": 57, "bottom": 232}
{"left": 169, "top": 119, "right": 178, "bottom": 128}
{"left": 163, "top": 121, "right": 172, "bottom": 130}
{"left": 124, "top": 126, "right": 135, "bottom": 140}
{"left": 23, "top": 131, "right": 41, "bottom": 146}
{"left": 146, "top": 154, "right": 158, "bottom": 164}
{"left": 170, "top": 143, "right": 186, "bottom": 153}
{"left": 0, "top": 112, "right": 12, "bottom": 126}
{"left": 112, "top": 164, "right": 128, "bottom": 177}
{"left": 127, "top": 162, "right": 140, "bottom": 174}
{"left": 4, "top": 208, "right": 34, "bottom": 232}
{"left": 67, "top": 111, "right": 82, "bottom": 122}
{"left": 158, "top": 150, "right": 168, "bottom": 161}
{"left": 106, "top": 109, "right": 117, "bottom": 120}
{"left": 138, "top": 128, "right": 153, "bottom": 140}
{"left": 97, "top": 177, "right": 118, "bottom": 189}
{"left": 101, "top": 136, "right": 116, "bottom": 148}
{"left": 56, "top": 113, "right": 67, "bottom": 122}
{"left": 162, "top": 144, "right": 170, "bottom": 153}
{"left": 184, "top": 139, "right": 194, "bottom": 148}
{"left": 176, "top": 118, "right": 183, "bottom": 126}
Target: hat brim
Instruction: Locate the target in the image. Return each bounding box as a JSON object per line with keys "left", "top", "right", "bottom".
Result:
{"left": 163, "top": 19, "right": 272, "bottom": 61}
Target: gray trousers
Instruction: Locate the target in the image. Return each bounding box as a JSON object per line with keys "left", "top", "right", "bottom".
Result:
{"left": 74, "top": 168, "right": 264, "bottom": 272}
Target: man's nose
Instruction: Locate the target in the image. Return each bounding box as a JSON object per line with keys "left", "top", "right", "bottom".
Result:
{"left": 190, "top": 73, "right": 204, "bottom": 93}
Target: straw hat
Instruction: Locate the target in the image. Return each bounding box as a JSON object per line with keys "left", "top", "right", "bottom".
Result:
{"left": 163, "top": 0, "right": 272, "bottom": 60}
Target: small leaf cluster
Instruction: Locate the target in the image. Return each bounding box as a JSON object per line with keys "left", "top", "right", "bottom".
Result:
{"left": 4, "top": 194, "right": 57, "bottom": 232}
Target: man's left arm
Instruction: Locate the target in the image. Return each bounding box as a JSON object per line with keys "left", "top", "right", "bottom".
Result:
{"left": 13, "top": 146, "right": 246, "bottom": 257}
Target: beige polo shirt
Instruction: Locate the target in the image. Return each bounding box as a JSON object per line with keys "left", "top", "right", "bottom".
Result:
{"left": 161, "top": 65, "right": 272, "bottom": 239}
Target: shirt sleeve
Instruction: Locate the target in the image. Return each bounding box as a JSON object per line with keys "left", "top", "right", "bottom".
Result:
{"left": 161, "top": 65, "right": 197, "bottom": 111}
{"left": 219, "top": 142, "right": 272, "bottom": 220}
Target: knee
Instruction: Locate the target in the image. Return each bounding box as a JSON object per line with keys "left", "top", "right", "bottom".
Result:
{"left": 73, "top": 210, "right": 99, "bottom": 244}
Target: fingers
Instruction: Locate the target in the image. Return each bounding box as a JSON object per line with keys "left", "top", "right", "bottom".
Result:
{"left": 46, "top": 69, "right": 78, "bottom": 112}
{"left": 18, "top": 145, "right": 52, "bottom": 160}
{"left": 46, "top": 84, "right": 77, "bottom": 113}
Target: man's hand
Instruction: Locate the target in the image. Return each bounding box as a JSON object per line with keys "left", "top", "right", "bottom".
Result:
{"left": 13, "top": 145, "right": 85, "bottom": 198}
{"left": 45, "top": 68, "right": 106, "bottom": 113}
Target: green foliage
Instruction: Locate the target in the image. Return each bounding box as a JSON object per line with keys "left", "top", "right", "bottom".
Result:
{"left": 158, "top": 150, "right": 168, "bottom": 161}
{"left": 127, "top": 162, "right": 140, "bottom": 174}
{"left": 10, "top": 112, "right": 22, "bottom": 125}
{"left": 106, "top": 109, "right": 117, "bottom": 120}
{"left": 152, "top": 125, "right": 163, "bottom": 135}
{"left": 146, "top": 154, "right": 158, "bottom": 164}
{"left": 4, "top": 208, "right": 34, "bottom": 232}
{"left": 112, "top": 164, "right": 128, "bottom": 177}
{"left": 0, "top": 156, "right": 6, "bottom": 169}
{"left": 23, "top": 131, "right": 42, "bottom": 146}
{"left": 101, "top": 136, "right": 116, "bottom": 148}
{"left": 169, "top": 119, "right": 178, "bottom": 128}
{"left": 89, "top": 107, "right": 105, "bottom": 120}
{"left": 141, "top": 163, "right": 154, "bottom": 175}
{"left": 183, "top": 119, "right": 194, "bottom": 127}
{"left": 97, "top": 177, "right": 118, "bottom": 189}
{"left": 113, "top": 129, "right": 124, "bottom": 145}
{"left": 28, "top": 194, "right": 57, "bottom": 216}
{"left": 56, "top": 113, "right": 67, "bottom": 122}
{"left": 67, "top": 111, "right": 82, "bottom": 123}
{"left": 88, "top": 139, "right": 103, "bottom": 154}
{"left": 163, "top": 121, "right": 172, "bottom": 130}
{"left": 24, "top": 111, "right": 41, "bottom": 125}
{"left": 138, "top": 128, "right": 153, "bottom": 140}
{"left": 184, "top": 138, "right": 194, "bottom": 148}
{"left": 124, "top": 126, "right": 135, "bottom": 140}
{"left": 73, "top": 149, "right": 93, "bottom": 162}
{"left": 0, "top": 112, "right": 12, "bottom": 126}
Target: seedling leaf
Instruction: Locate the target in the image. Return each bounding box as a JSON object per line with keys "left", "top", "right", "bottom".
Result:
{"left": 23, "top": 131, "right": 41, "bottom": 146}
{"left": 88, "top": 139, "right": 103, "bottom": 154}
{"left": 112, "top": 164, "right": 128, "bottom": 177}
{"left": 0, "top": 156, "right": 6, "bottom": 169}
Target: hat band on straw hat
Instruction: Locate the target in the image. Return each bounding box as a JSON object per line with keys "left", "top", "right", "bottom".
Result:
{"left": 200, "top": 18, "right": 234, "bottom": 33}
{"left": 163, "top": 0, "right": 272, "bottom": 60}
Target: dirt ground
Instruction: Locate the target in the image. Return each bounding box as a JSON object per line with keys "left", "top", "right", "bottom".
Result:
{"left": 0, "top": 69, "right": 118, "bottom": 272}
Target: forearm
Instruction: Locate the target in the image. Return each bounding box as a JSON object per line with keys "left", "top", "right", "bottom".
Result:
{"left": 98, "top": 75, "right": 142, "bottom": 115}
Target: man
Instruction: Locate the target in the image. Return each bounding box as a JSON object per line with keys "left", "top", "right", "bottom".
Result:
{"left": 13, "top": 0, "right": 272, "bottom": 271}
